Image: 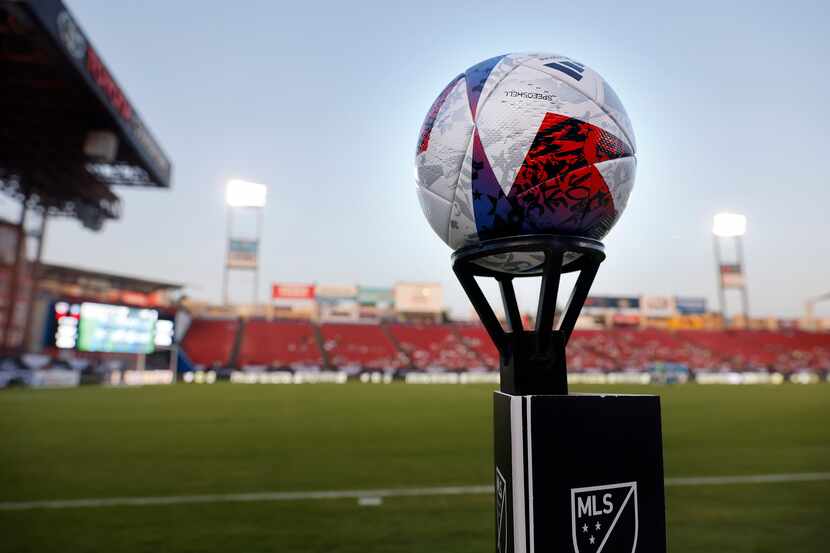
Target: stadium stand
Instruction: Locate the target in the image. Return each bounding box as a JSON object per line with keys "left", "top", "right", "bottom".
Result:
{"left": 180, "top": 318, "right": 830, "bottom": 375}
{"left": 569, "top": 329, "right": 715, "bottom": 372}
{"left": 455, "top": 324, "right": 499, "bottom": 369}
{"left": 320, "top": 323, "right": 407, "bottom": 370}
{"left": 237, "top": 319, "right": 324, "bottom": 369}
{"left": 679, "top": 330, "right": 830, "bottom": 373}
{"left": 180, "top": 318, "right": 239, "bottom": 368}
{"left": 567, "top": 331, "right": 616, "bottom": 371}
{"left": 387, "top": 323, "right": 481, "bottom": 371}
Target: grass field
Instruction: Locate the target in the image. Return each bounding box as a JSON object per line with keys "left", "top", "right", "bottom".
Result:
{"left": 0, "top": 383, "right": 828, "bottom": 552}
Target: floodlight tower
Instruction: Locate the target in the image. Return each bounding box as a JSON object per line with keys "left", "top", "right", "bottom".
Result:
{"left": 223, "top": 179, "right": 267, "bottom": 306}
{"left": 804, "top": 292, "right": 830, "bottom": 331}
{"left": 712, "top": 212, "right": 749, "bottom": 326}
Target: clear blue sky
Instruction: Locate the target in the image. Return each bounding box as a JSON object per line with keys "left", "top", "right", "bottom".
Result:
{"left": 4, "top": 0, "right": 827, "bottom": 318}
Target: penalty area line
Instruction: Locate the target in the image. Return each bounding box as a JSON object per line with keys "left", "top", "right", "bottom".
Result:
{"left": 1, "top": 472, "right": 829, "bottom": 511}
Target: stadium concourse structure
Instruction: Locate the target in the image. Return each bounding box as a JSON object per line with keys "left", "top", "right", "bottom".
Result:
{"left": 0, "top": 0, "right": 172, "bottom": 351}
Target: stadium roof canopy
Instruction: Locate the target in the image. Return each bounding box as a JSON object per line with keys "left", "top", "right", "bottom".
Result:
{"left": 0, "top": 0, "right": 172, "bottom": 230}
{"left": 40, "top": 262, "right": 182, "bottom": 295}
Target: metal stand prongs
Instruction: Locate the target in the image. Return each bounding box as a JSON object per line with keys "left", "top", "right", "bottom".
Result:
{"left": 451, "top": 234, "right": 605, "bottom": 396}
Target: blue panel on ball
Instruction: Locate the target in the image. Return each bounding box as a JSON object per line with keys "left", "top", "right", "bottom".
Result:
{"left": 471, "top": 129, "right": 518, "bottom": 240}
{"left": 464, "top": 54, "right": 505, "bottom": 119}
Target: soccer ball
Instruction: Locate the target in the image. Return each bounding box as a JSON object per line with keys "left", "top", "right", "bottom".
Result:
{"left": 415, "top": 53, "right": 636, "bottom": 274}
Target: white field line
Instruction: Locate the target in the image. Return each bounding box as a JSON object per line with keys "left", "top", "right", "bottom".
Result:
{"left": 1, "top": 472, "right": 829, "bottom": 512}
{"left": 665, "top": 472, "right": 830, "bottom": 486}
{"left": 0, "top": 485, "right": 493, "bottom": 511}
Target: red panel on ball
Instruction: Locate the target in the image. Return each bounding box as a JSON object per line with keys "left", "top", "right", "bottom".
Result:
{"left": 511, "top": 113, "right": 632, "bottom": 197}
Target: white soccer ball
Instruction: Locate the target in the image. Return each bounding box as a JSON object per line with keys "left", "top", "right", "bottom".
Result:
{"left": 415, "top": 53, "right": 636, "bottom": 274}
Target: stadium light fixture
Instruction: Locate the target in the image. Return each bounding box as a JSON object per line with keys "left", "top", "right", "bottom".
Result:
{"left": 226, "top": 179, "right": 267, "bottom": 208}
{"left": 712, "top": 212, "right": 747, "bottom": 238}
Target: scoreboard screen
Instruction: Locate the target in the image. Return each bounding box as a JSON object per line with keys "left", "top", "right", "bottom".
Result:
{"left": 53, "top": 301, "right": 81, "bottom": 350}
{"left": 154, "top": 317, "right": 175, "bottom": 348}
{"left": 76, "top": 302, "right": 158, "bottom": 354}
{"left": 50, "top": 300, "right": 176, "bottom": 353}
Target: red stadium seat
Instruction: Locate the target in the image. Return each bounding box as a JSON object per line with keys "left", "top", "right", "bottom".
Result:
{"left": 237, "top": 319, "right": 323, "bottom": 369}
{"left": 181, "top": 318, "right": 239, "bottom": 368}
{"left": 387, "top": 323, "right": 481, "bottom": 371}
{"left": 455, "top": 324, "right": 499, "bottom": 370}
{"left": 182, "top": 317, "right": 830, "bottom": 375}
{"left": 320, "top": 323, "right": 407, "bottom": 370}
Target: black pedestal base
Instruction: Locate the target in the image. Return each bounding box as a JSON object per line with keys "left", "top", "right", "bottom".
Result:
{"left": 493, "top": 392, "right": 667, "bottom": 553}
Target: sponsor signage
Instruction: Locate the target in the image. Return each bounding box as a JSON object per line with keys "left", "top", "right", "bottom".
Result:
{"left": 357, "top": 286, "right": 393, "bottom": 306}
{"left": 23, "top": 1, "right": 172, "bottom": 186}
{"left": 667, "top": 315, "right": 706, "bottom": 330}
{"left": 120, "top": 290, "right": 150, "bottom": 306}
{"left": 394, "top": 282, "right": 443, "bottom": 314}
{"left": 584, "top": 296, "right": 640, "bottom": 312}
{"left": 319, "top": 302, "right": 359, "bottom": 322}
{"left": 316, "top": 284, "right": 359, "bottom": 321}
{"left": 227, "top": 239, "right": 258, "bottom": 269}
{"left": 720, "top": 264, "right": 745, "bottom": 288}
{"left": 272, "top": 283, "right": 316, "bottom": 300}
{"left": 612, "top": 313, "right": 640, "bottom": 327}
{"left": 357, "top": 287, "right": 394, "bottom": 321}
{"left": 675, "top": 297, "right": 707, "bottom": 315}
{"left": 315, "top": 284, "right": 358, "bottom": 302}
{"left": 574, "top": 314, "right": 606, "bottom": 330}
{"left": 640, "top": 296, "right": 676, "bottom": 318}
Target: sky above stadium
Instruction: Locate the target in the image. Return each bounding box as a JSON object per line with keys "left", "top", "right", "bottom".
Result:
{"left": 4, "top": 0, "right": 828, "bottom": 318}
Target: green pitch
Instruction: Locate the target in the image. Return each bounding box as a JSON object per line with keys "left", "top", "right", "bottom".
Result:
{"left": 1, "top": 383, "right": 828, "bottom": 552}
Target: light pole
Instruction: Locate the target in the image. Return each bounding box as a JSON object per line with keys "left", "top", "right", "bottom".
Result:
{"left": 712, "top": 212, "right": 749, "bottom": 327}
{"left": 223, "top": 179, "right": 266, "bottom": 306}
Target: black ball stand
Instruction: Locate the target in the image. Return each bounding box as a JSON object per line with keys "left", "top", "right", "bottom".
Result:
{"left": 452, "top": 234, "right": 605, "bottom": 395}
{"left": 452, "top": 235, "right": 667, "bottom": 553}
